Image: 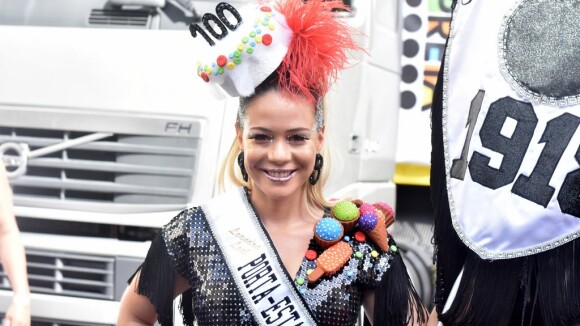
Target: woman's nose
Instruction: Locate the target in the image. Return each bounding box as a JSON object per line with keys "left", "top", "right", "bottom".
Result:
{"left": 268, "top": 139, "right": 291, "bottom": 163}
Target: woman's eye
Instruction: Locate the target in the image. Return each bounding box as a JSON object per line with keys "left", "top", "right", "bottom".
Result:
{"left": 288, "top": 134, "right": 309, "bottom": 143}
{"left": 249, "top": 134, "right": 272, "bottom": 143}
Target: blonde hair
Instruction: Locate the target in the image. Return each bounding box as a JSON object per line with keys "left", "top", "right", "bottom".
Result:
{"left": 217, "top": 100, "right": 332, "bottom": 212}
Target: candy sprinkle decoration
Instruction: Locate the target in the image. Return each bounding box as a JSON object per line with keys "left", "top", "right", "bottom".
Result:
{"left": 332, "top": 200, "right": 360, "bottom": 233}
{"left": 358, "top": 203, "right": 376, "bottom": 216}
{"left": 315, "top": 218, "right": 342, "bottom": 241}
{"left": 332, "top": 201, "right": 359, "bottom": 221}
{"left": 308, "top": 241, "right": 353, "bottom": 283}
{"left": 358, "top": 212, "right": 378, "bottom": 233}
{"left": 314, "top": 217, "right": 344, "bottom": 248}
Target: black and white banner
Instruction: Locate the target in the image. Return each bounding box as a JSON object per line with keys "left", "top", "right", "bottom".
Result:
{"left": 444, "top": 0, "right": 580, "bottom": 259}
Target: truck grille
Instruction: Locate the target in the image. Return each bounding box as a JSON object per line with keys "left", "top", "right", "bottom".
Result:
{"left": 88, "top": 9, "right": 151, "bottom": 28}
{"left": 0, "top": 250, "right": 114, "bottom": 300}
{"left": 0, "top": 106, "right": 201, "bottom": 213}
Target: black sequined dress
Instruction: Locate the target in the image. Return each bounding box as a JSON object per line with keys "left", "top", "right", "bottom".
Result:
{"left": 134, "top": 190, "right": 423, "bottom": 326}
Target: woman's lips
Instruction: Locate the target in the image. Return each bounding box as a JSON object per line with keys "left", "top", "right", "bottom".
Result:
{"left": 262, "top": 169, "right": 297, "bottom": 182}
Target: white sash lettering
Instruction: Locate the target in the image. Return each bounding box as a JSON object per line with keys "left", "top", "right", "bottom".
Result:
{"left": 203, "top": 189, "right": 316, "bottom": 325}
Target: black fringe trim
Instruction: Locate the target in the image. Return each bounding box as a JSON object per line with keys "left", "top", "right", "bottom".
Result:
{"left": 135, "top": 232, "right": 175, "bottom": 325}
{"left": 132, "top": 232, "right": 195, "bottom": 326}
{"left": 430, "top": 54, "right": 469, "bottom": 317}
{"left": 373, "top": 240, "right": 428, "bottom": 326}
{"left": 439, "top": 251, "right": 522, "bottom": 326}
{"left": 179, "top": 289, "right": 195, "bottom": 326}
{"left": 435, "top": 242, "right": 580, "bottom": 326}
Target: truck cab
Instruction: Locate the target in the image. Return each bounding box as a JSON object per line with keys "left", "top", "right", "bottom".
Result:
{"left": 0, "top": 0, "right": 432, "bottom": 324}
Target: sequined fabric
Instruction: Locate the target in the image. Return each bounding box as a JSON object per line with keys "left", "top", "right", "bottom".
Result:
{"left": 161, "top": 203, "right": 395, "bottom": 326}
{"left": 501, "top": 0, "right": 580, "bottom": 103}
{"left": 163, "top": 207, "right": 253, "bottom": 325}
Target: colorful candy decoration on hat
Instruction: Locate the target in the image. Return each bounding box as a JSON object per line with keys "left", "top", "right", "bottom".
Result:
{"left": 190, "top": 0, "right": 361, "bottom": 100}
{"left": 331, "top": 200, "right": 360, "bottom": 233}
{"left": 190, "top": 1, "right": 291, "bottom": 97}
{"left": 314, "top": 217, "right": 344, "bottom": 249}
{"left": 308, "top": 241, "right": 353, "bottom": 283}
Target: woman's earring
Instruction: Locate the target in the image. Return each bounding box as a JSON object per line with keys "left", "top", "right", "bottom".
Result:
{"left": 309, "top": 153, "right": 324, "bottom": 185}
{"left": 237, "top": 152, "right": 249, "bottom": 182}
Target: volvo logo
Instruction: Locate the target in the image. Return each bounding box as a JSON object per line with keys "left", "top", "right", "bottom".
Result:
{"left": 0, "top": 142, "right": 29, "bottom": 178}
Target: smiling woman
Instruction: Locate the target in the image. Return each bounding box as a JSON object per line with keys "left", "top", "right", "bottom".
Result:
{"left": 240, "top": 90, "right": 323, "bottom": 199}
{"left": 117, "top": 0, "right": 427, "bottom": 325}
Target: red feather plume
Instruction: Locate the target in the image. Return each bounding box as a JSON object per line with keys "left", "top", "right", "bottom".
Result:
{"left": 275, "top": 0, "right": 363, "bottom": 104}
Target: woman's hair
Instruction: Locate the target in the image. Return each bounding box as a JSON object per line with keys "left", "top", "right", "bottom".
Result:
{"left": 217, "top": 72, "right": 332, "bottom": 211}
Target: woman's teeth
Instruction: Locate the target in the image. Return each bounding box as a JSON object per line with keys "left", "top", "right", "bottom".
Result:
{"left": 264, "top": 170, "right": 295, "bottom": 182}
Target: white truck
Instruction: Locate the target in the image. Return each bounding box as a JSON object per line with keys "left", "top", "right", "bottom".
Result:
{"left": 0, "top": 0, "right": 433, "bottom": 324}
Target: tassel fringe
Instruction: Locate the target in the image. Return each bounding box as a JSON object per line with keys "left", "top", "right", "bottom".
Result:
{"left": 133, "top": 232, "right": 194, "bottom": 325}
{"left": 374, "top": 241, "right": 428, "bottom": 325}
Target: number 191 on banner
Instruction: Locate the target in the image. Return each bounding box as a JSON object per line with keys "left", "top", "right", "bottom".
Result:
{"left": 450, "top": 90, "right": 580, "bottom": 218}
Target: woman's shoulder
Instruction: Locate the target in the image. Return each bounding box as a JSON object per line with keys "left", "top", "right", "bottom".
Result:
{"left": 167, "top": 205, "right": 203, "bottom": 223}
{"left": 161, "top": 205, "right": 207, "bottom": 238}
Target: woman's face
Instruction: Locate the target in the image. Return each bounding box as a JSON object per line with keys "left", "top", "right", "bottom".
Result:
{"left": 237, "top": 90, "right": 324, "bottom": 202}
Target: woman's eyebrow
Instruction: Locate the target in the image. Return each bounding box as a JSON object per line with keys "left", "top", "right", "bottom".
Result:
{"left": 287, "top": 128, "right": 314, "bottom": 133}
{"left": 248, "top": 127, "right": 314, "bottom": 133}
{"left": 248, "top": 127, "right": 272, "bottom": 132}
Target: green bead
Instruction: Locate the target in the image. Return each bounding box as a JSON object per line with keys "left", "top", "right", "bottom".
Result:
{"left": 355, "top": 251, "right": 363, "bottom": 259}
{"left": 390, "top": 245, "right": 398, "bottom": 253}
{"left": 242, "top": 36, "right": 249, "bottom": 43}
{"left": 233, "top": 50, "right": 241, "bottom": 58}
{"left": 249, "top": 31, "right": 256, "bottom": 37}
{"left": 246, "top": 48, "right": 254, "bottom": 54}
{"left": 234, "top": 58, "right": 242, "bottom": 65}
{"left": 296, "top": 277, "right": 305, "bottom": 285}
{"left": 217, "top": 67, "right": 224, "bottom": 74}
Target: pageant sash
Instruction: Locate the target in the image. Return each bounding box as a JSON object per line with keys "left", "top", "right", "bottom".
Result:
{"left": 443, "top": 0, "right": 580, "bottom": 259}
{"left": 202, "top": 189, "right": 316, "bottom": 326}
